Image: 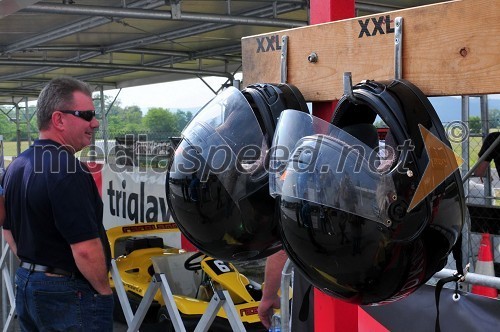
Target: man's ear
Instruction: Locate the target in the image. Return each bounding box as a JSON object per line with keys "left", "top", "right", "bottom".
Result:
{"left": 51, "top": 111, "right": 65, "bottom": 131}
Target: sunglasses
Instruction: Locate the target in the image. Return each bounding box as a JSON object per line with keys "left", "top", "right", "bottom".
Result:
{"left": 58, "top": 110, "right": 96, "bottom": 122}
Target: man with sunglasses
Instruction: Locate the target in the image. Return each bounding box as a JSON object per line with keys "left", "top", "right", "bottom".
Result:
{"left": 2, "top": 76, "right": 113, "bottom": 331}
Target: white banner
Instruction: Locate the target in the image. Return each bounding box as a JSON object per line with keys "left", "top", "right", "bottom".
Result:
{"left": 101, "top": 165, "right": 172, "bottom": 229}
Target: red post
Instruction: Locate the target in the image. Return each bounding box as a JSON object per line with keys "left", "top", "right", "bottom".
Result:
{"left": 310, "top": 1, "right": 358, "bottom": 331}
{"left": 310, "top": 0, "right": 355, "bottom": 25}
{"left": 310, "top": 0, "right": 354, "bottom": 121}
{"left": 181, "top": 236, "right": 198, "bottom": 252}
{"left": 85, "top": 161, "right": 103, "bottom": 197}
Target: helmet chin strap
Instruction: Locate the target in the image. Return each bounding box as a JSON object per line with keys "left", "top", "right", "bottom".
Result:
{"left": 434, "top": 233, "right": 466, "bottom": 332}
{"left": 242, "top": 83, "right": 309, "bottom": 147}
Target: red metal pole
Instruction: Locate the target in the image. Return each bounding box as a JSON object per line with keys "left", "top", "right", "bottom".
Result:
{"left": 310, "top": 0, "right": 355, "bottom": 122}
{"left": 309, "top": 1, "right": 358, "bottom": 331}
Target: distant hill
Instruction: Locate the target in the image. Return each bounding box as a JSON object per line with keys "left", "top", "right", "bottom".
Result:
{"left": 429, "top": 96, "right": 500, "bottom": 124}
{"left": 140, "top": 106, "right": 202, "bottom": 115}
{"left": 154, "top": 97, "right": 500, "bottom": 127}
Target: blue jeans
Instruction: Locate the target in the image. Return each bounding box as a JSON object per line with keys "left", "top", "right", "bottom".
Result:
{"left": 15, "top": 267, "right": 114, "bottom": 332}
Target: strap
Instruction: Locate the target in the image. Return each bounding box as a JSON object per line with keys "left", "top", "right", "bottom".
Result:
{"left": 298, "top": 284, "right": 312, "bottom": 322}
{"left": 434, "top": 233, "right": 465, "bottom": 332}
{"left": 451, "top": 234, "right": 464, "bottom": 276}
{"left": 434, "top": 275, "right": 460, "bottom": 332}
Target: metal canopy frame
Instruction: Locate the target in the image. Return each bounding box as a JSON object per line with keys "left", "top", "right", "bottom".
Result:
{"left": 0, "top": 0, "right": 447, "bottom": 103}
{"left": 0, "top": 0, "right": 309, "bottom": 102}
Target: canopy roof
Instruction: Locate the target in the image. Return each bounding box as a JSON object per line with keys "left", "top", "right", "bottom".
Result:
{"left": 0, "top": 0, "right": 445, "bottom": 104}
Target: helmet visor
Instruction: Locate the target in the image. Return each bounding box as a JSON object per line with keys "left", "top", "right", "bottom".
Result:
{"left": 270, "top": 110, "right": 397, "bottom": 225}
{"left": 181, "top": 86, "right": 268, "bottom": 205}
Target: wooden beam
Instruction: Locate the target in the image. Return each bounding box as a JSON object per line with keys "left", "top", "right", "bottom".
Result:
{"left": 241, "top": 0, "right": 500, "bottom": 101}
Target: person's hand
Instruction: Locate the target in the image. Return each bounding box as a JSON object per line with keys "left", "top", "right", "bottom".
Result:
{"left": 258, "top": 293, "right": 280, "bottom": 329}
{"left": 474, "top": 161, "right": 489, "bottom": 183}
{"left": 97, "top": 286, "right": 113, "bottom": 296}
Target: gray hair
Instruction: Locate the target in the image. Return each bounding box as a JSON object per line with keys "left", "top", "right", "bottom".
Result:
{"left": 37, "top": 76, "right": 93, "bottom": 130}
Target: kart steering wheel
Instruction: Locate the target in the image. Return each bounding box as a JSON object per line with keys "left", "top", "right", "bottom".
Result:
{"left": 184, "top": 251, "right": 206, "bottom": 271}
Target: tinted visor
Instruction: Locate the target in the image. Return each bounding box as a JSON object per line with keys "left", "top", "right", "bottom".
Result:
{"left": 270, "top": 110, "right": 397, "bottom": 225}
{"left": 181, "top": 86, "right": 268, "bottom": 205}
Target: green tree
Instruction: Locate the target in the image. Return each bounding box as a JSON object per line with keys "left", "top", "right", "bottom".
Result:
{"left": 468, "top": 116, "right": 481, "bottom": 134}
{"left": 143, "top": 107, "right": 177, "bottom": 134}
{"left": 120, "top": 106, "right": 144, "bottom": 132}
{"left": 0, "top": 105, "right": 37, "bottom": 141}
{"left": 175, "top": 110, "right": 193, "bottom": 131}
{"left": 489, "top": 108, "right": 500, "bottom": 128}
{"left": 0, "top": 108, "right": 16, "bottom": 140}
{"left": 104, "top": 104, "right": 145, "bottom": 137}
{"left": 94, "top": 94, "right": 123, "bottom": 116}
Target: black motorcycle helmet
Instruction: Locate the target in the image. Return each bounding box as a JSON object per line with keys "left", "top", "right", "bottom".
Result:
{"left": 166, "top": 83, "right": 308, "bottom": 261}
{"left": 271, "top": 79, "right": 465, "bottom": 304}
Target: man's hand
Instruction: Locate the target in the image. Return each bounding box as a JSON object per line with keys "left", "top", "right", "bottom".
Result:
{"left": 3, "top": 229, "right": 18, "bottom": 256}
{"left": 71, "top": 238, "right": 112, "bottom": 295}
{"left": 258, "top": 250, "right": 288, "bottom": 329}
{"left": 474, "top": 160, "right": 490, "bottom": 183}
{"left": 258, "top": 293, "right": 280, "bottom": 329}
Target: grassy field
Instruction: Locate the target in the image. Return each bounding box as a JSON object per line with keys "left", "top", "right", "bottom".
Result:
{"left": 2, "top": 141, "right": 30, "bottom": 168}
{"left": 3, "top": 140, "right": 30, "bottom": 156}
{"left": 451, "top": 136, "right": 482, "bottom": 168}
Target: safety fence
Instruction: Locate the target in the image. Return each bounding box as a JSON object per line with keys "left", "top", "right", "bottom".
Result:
{"left": 80, "top": 129, "right": 180, "bottom": 169}
{"left": 444, "top": 119, "right": 500, "bottom": 291}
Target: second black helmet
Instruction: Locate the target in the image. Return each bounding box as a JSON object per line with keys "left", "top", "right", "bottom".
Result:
{"left": 166, "top": 83, "right": 308, "bottom": 261}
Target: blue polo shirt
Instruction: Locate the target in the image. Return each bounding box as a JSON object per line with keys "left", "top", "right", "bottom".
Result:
{"left": 2, "top": 139, "right": 110, "bottom": 273}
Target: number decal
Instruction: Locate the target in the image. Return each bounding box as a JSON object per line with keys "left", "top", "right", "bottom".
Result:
{"left": 205, "top": 259, "right": 234, "bottom": 275}
{"left": 214, "top": 260, "right": 231, "bottom": 273}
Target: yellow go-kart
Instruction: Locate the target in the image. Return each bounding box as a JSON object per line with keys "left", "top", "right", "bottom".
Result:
{"left": 107, "top": 222, "right": 266, "bottom": 331}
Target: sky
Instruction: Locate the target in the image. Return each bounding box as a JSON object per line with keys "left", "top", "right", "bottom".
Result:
{"left": 105, "top": 74, "right": 500, "bottom": 116}
{"left": 104, "top": 75, "right": 242, "bottom": 113}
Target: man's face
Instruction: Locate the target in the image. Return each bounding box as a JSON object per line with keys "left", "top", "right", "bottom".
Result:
{"left": 59, "top": 90, "right": 99, "bottom": 152}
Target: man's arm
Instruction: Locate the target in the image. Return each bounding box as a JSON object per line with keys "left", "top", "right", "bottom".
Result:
{"left": 258, "top": 250, "right": 288, "bottom": 329}
{"left": 71, "top": 238, "right": 112, "bottom": 295}
{"left": 474, "top": 160, "right": 490, "bottom": 182}
{"left": 2, "top": 229, "right": 17, "bottom": 256}
{"left": 2, "top": 189, "right": 17, "bottom": 256}
{"left": 0, "top": 195, "right": 5, "bottom": 227}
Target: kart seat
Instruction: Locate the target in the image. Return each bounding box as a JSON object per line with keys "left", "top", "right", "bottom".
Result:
{"left": 125, "top": 236, "right": 164, "bottom": 255}
{"left": 151, "top": 253, "right": 202, "bottom": 298}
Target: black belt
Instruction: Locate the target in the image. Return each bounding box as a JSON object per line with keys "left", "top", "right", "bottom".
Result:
{"left": 20, "top": 262, "right": 76, "bottom": 278}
